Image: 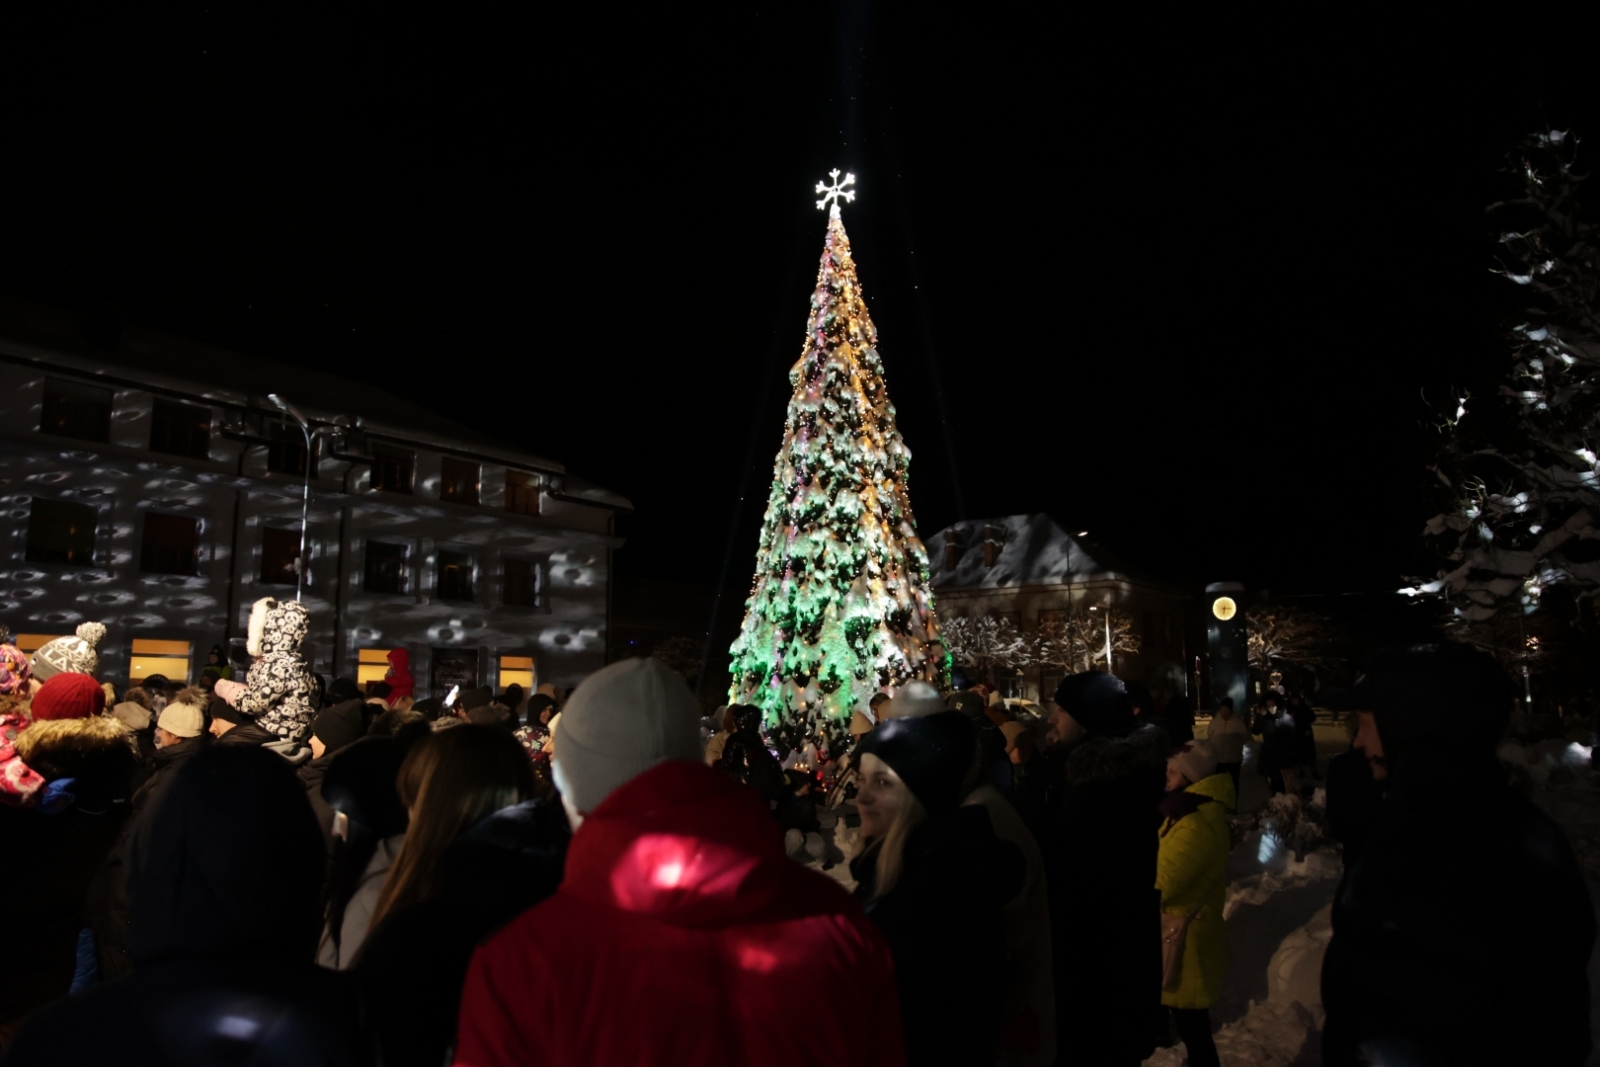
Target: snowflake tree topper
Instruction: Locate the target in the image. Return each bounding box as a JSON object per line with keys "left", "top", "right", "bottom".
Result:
{"left": 815, "top": 168, "right": 857, "bottom": 218}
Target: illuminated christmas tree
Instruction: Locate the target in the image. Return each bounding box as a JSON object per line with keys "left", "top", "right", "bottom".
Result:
{"left": 728, "top": 170, "right": 943, "bottom": 727}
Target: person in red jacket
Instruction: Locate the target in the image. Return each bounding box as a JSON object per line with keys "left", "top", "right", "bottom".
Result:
{"left": 384, "top": 648, "right": 415, "bottom": 707}
{"left": 452, "top": 657, "right": 905, "bottom": 1067}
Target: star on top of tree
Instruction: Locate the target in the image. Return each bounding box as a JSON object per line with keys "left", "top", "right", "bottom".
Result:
{"left": 815, "top": 168, "right": 857, "bottom": 218}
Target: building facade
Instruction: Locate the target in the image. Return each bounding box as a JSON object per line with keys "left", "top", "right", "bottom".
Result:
{"left": 0, "top": 304, "right": 629, "bottom": 695}
{"left": 927, "top": 514, "right": 1192, "bottom": 704}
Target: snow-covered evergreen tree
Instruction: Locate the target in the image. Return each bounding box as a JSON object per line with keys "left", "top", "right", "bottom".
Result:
{"left": 728, "top": 172, "right": 942, "bottom": 727}
{"left": 1408, "top": 131, "right": 1600, "bottom": 640}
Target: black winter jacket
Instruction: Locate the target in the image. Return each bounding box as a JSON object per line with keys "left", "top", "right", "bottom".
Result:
{"left": 1042, "top": 725, "right": 1167, "bottom": 1064}
{"left": 1322, "top": 750, "right": 1595, "bottom": 1066}
{"left": 354, "top": 798, "right": 569, "bottom": 1067}
{"left": 852, "top": 804, "right": 1025, "bottom": 1067}
{"left": 6, "top": 744, "right": 376, "bottom": 1067}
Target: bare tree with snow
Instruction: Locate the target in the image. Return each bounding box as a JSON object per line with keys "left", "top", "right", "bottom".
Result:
{"left": 941, "top": 614, "right": 1031, "bottom": 683}
{"left": 1246, "top": 607, "right": 1338, "bottom": 677}
{"left": 1035, "top": 607, "right": 1141, "bottom": 674}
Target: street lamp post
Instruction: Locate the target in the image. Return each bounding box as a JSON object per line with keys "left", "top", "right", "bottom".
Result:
{"left": 267, "top": 394, "right": 315, "bottom": 603}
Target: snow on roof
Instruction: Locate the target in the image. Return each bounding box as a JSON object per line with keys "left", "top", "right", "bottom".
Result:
{"left": 925, "top": 513, "right": 1162, "bottom": 590}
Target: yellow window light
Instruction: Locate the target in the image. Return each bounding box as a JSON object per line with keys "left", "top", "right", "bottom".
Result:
{"left": 14, "top": 634, "right": 67, "bottom": 653}
{"left": 499, "top": 654, "right": 535, "bottom": 691}
{"left": 130, "top": 639, "right": 192, "bottom": 684}
{"left": 358, "top": 648, "right": 394, "bottom": 687}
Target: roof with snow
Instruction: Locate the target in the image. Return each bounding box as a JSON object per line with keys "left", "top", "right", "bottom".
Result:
{"left": 925, "top": 514, "right": 1173, "bottom": 591}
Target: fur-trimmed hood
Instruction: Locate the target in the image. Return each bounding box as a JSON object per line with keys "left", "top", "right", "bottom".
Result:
{"left": 247, "top": 597, "right": 310, "bottom": 658}
{"left": 15, "top": 714, "right": 137, "bottom": 784}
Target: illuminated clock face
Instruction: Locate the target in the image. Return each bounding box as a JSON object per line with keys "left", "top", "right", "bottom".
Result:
{"left": 1212, "top": 596, "right": 1238, "bottom": 621}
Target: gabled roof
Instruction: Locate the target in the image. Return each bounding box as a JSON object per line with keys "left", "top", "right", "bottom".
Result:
{"left": 925, "top": 513, "right": 1173, "bottom": 591}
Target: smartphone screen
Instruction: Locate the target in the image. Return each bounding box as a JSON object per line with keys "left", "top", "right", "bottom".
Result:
{"left": 445, "top": 685, "right": 460, "bottom": 707}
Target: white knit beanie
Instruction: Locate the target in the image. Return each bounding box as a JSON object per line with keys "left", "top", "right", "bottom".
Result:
{"left": 31, "top": 622, "right": 107, "bottom": 681}
{"left": 880, "top": 681, "right": 945, "bottom": 720}
{"left": 1170, "top": 738, "right": 1219, "bottom": 784}
{"left": 157, "top": 701, "right": 205, "bottom": 739}
{"left": 552, "top": 658, "right": 703, "bottom": 815}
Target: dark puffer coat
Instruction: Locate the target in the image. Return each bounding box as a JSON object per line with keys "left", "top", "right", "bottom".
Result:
{"left": 852, "top": 804, "right": 1025, "bottom": 1067}
{"left": 355, "top": 798, "right": 569, "bottom": 1067}
{"left": 1042, "top": 725, "right": 1167, "bottom": 1064}
{"left": 0, "top": 715, "right": 136, "bottom": 1030}
{"left": 3, "top": 744, "right": 376, "bottom": 1067}
{"left": 1322, "top": 748, "right": 1594, "bottom": 1066}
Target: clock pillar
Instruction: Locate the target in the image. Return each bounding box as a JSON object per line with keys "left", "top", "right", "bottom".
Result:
{"left": 1204, "top": 581, "right": 1247, "bottom": 716}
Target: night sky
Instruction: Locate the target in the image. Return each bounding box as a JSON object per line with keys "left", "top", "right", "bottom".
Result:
{"left": 5, "top": 10, "right": 1596, "bottom": 612}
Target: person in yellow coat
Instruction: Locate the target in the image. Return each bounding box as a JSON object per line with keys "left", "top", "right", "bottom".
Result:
{"left": 1157, "top": 738, "right": 1234, "bottom": 1067}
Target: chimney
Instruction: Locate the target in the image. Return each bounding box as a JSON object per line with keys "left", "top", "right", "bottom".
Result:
{"left": 944, "top": 529, "right": 962, "bottom": 570}
{"left": 982, "top": 524, "right": 1004, "bottom": 568}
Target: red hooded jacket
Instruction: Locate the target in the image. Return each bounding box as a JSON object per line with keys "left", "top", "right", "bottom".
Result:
{"left": 453, "top": 761, "right": 905, "bottom": 1067}
{"left": 385, "top": 648, "right": 415, "bottom": 705}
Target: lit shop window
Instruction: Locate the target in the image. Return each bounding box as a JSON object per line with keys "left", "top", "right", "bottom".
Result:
{"left": 15, "top": 634, "right": 67, "bottom": 654}
{"left": 26, "top": 498, "right": 97, "bottom": 566}
{"left": 357, "top": 648, "right": 394, "bottom": 688}
{"left": 499, "top": 655, "right": 535, "bottom": 691}
{"left": 130, "top": 639, "right": 192, "bottom": 684}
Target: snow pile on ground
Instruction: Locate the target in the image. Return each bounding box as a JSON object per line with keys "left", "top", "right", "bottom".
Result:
{"left": 1224, "top": 846, "right": 1341, "bottom": 920}
{"left": 1499, "top": 737, "right": 1593, "bottom": 789}
{"left": 1231, "top": 790, "right": 1333, "bottom": 858}
{"left": 1145, "top": 904, "right": 1335, "bottom": 1066}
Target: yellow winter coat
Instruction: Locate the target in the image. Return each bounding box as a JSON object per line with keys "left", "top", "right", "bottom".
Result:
{"left": 1156, "top": 771, "right": 1235, "bottom": 1009}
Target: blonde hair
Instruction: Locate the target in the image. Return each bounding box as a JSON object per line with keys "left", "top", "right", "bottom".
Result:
{"left": 368, "top": 726, "right": 536, "bottom": 933}
{"left": 867, "top": 782, "right": 927, "bottom": 902}
{"left": 393, "top": 695, "right": 415, "bottom": 713}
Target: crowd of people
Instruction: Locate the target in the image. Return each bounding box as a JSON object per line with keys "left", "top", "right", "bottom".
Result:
{"left": 0, "top": 605, "right": 1593, "bottom": 1066}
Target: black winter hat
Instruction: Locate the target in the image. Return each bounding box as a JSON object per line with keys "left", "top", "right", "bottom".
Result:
{"left": 209, "top": 694, "right": 246, "bottom": 725}
{"left": 1363, "top": 643, "right": 1513, "bottom": 752}
{"left": 858, "top": 710, "right": 976, "bottom": 814}
{"left": 411, "top": 697, "right": 445, "bottom": 722}
{"left": 527, "top": 693, "right": 557, "bottom": 719}
{"left": 327, "top": 678, "right": 363, "bottom": 705}
{"left": 947, "top": 690, "right": 987, "bottom": 721}
{"left": 1054, "top": 672, "right": 1134, "bottom": 738}
{"left": 312, "top": 698, "right": 367, "bottom": 754}
{"left": 320, "top": 736, "right": 408, "bottom": 837}
{"left": 459, "top": 686, "right": 494, "bottom": 712}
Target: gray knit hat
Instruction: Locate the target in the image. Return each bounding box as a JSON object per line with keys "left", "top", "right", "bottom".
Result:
{"left": 552, "top": 657, "right": 703, "bottom": 815}
{"left": 32, "top": 621, "right": 107, "bottom": 681}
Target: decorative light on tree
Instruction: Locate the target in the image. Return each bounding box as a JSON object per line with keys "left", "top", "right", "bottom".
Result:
{"left": 728, "top": 170, "right": 943, "bottom": 726}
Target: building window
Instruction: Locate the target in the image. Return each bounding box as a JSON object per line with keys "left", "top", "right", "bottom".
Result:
{"left": 502, "top": 556, "right": 545, "bottom": 608}
{"left": 505, "top": 470, "right": 540, "bottom": 516}
{"left": 15, "top": 634, "right": 67, "bottom": 655}
{"left": 437, "top": 550, "right": 474, "bottom": 602}
{"left": 140, "top": 513, "right": 200, "bottom": 575}
{"left": 370, "top": 447, "right": 414, "bottom": 494}
{"left": 40, "top": 378, "right": 112, "bottom": 443}
{"left": 260, "top": 526, "right": 301, "bottom": 586}
{"left": 431, "top": 647, "right": 479, "bottom": 697}
{"left": 266, "top": 420, "right": 308, "bottom": 476}
{"left": 363, "top": 541, "right": 409, "bottom": 595}
{"left": 130, "top": 639, "right": 192, "bottom": 684}
{"left": 357, "top": 647, "right": 394, "bottom": 688}
{"left": 150, "top": 399, "right": 212, "bottom": 459}
{"left": 440, "top": 457, "right": 480, "bottom": 506}
{"left": 25, "top": 498, "right": 97, "bottom": 566}
{"left": 499, "top": 654, "right": 535, "bottom": 691}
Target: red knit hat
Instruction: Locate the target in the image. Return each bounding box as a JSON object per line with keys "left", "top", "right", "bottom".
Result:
{"left": 32, "top": 672, "right": 107, "bottom": 722}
